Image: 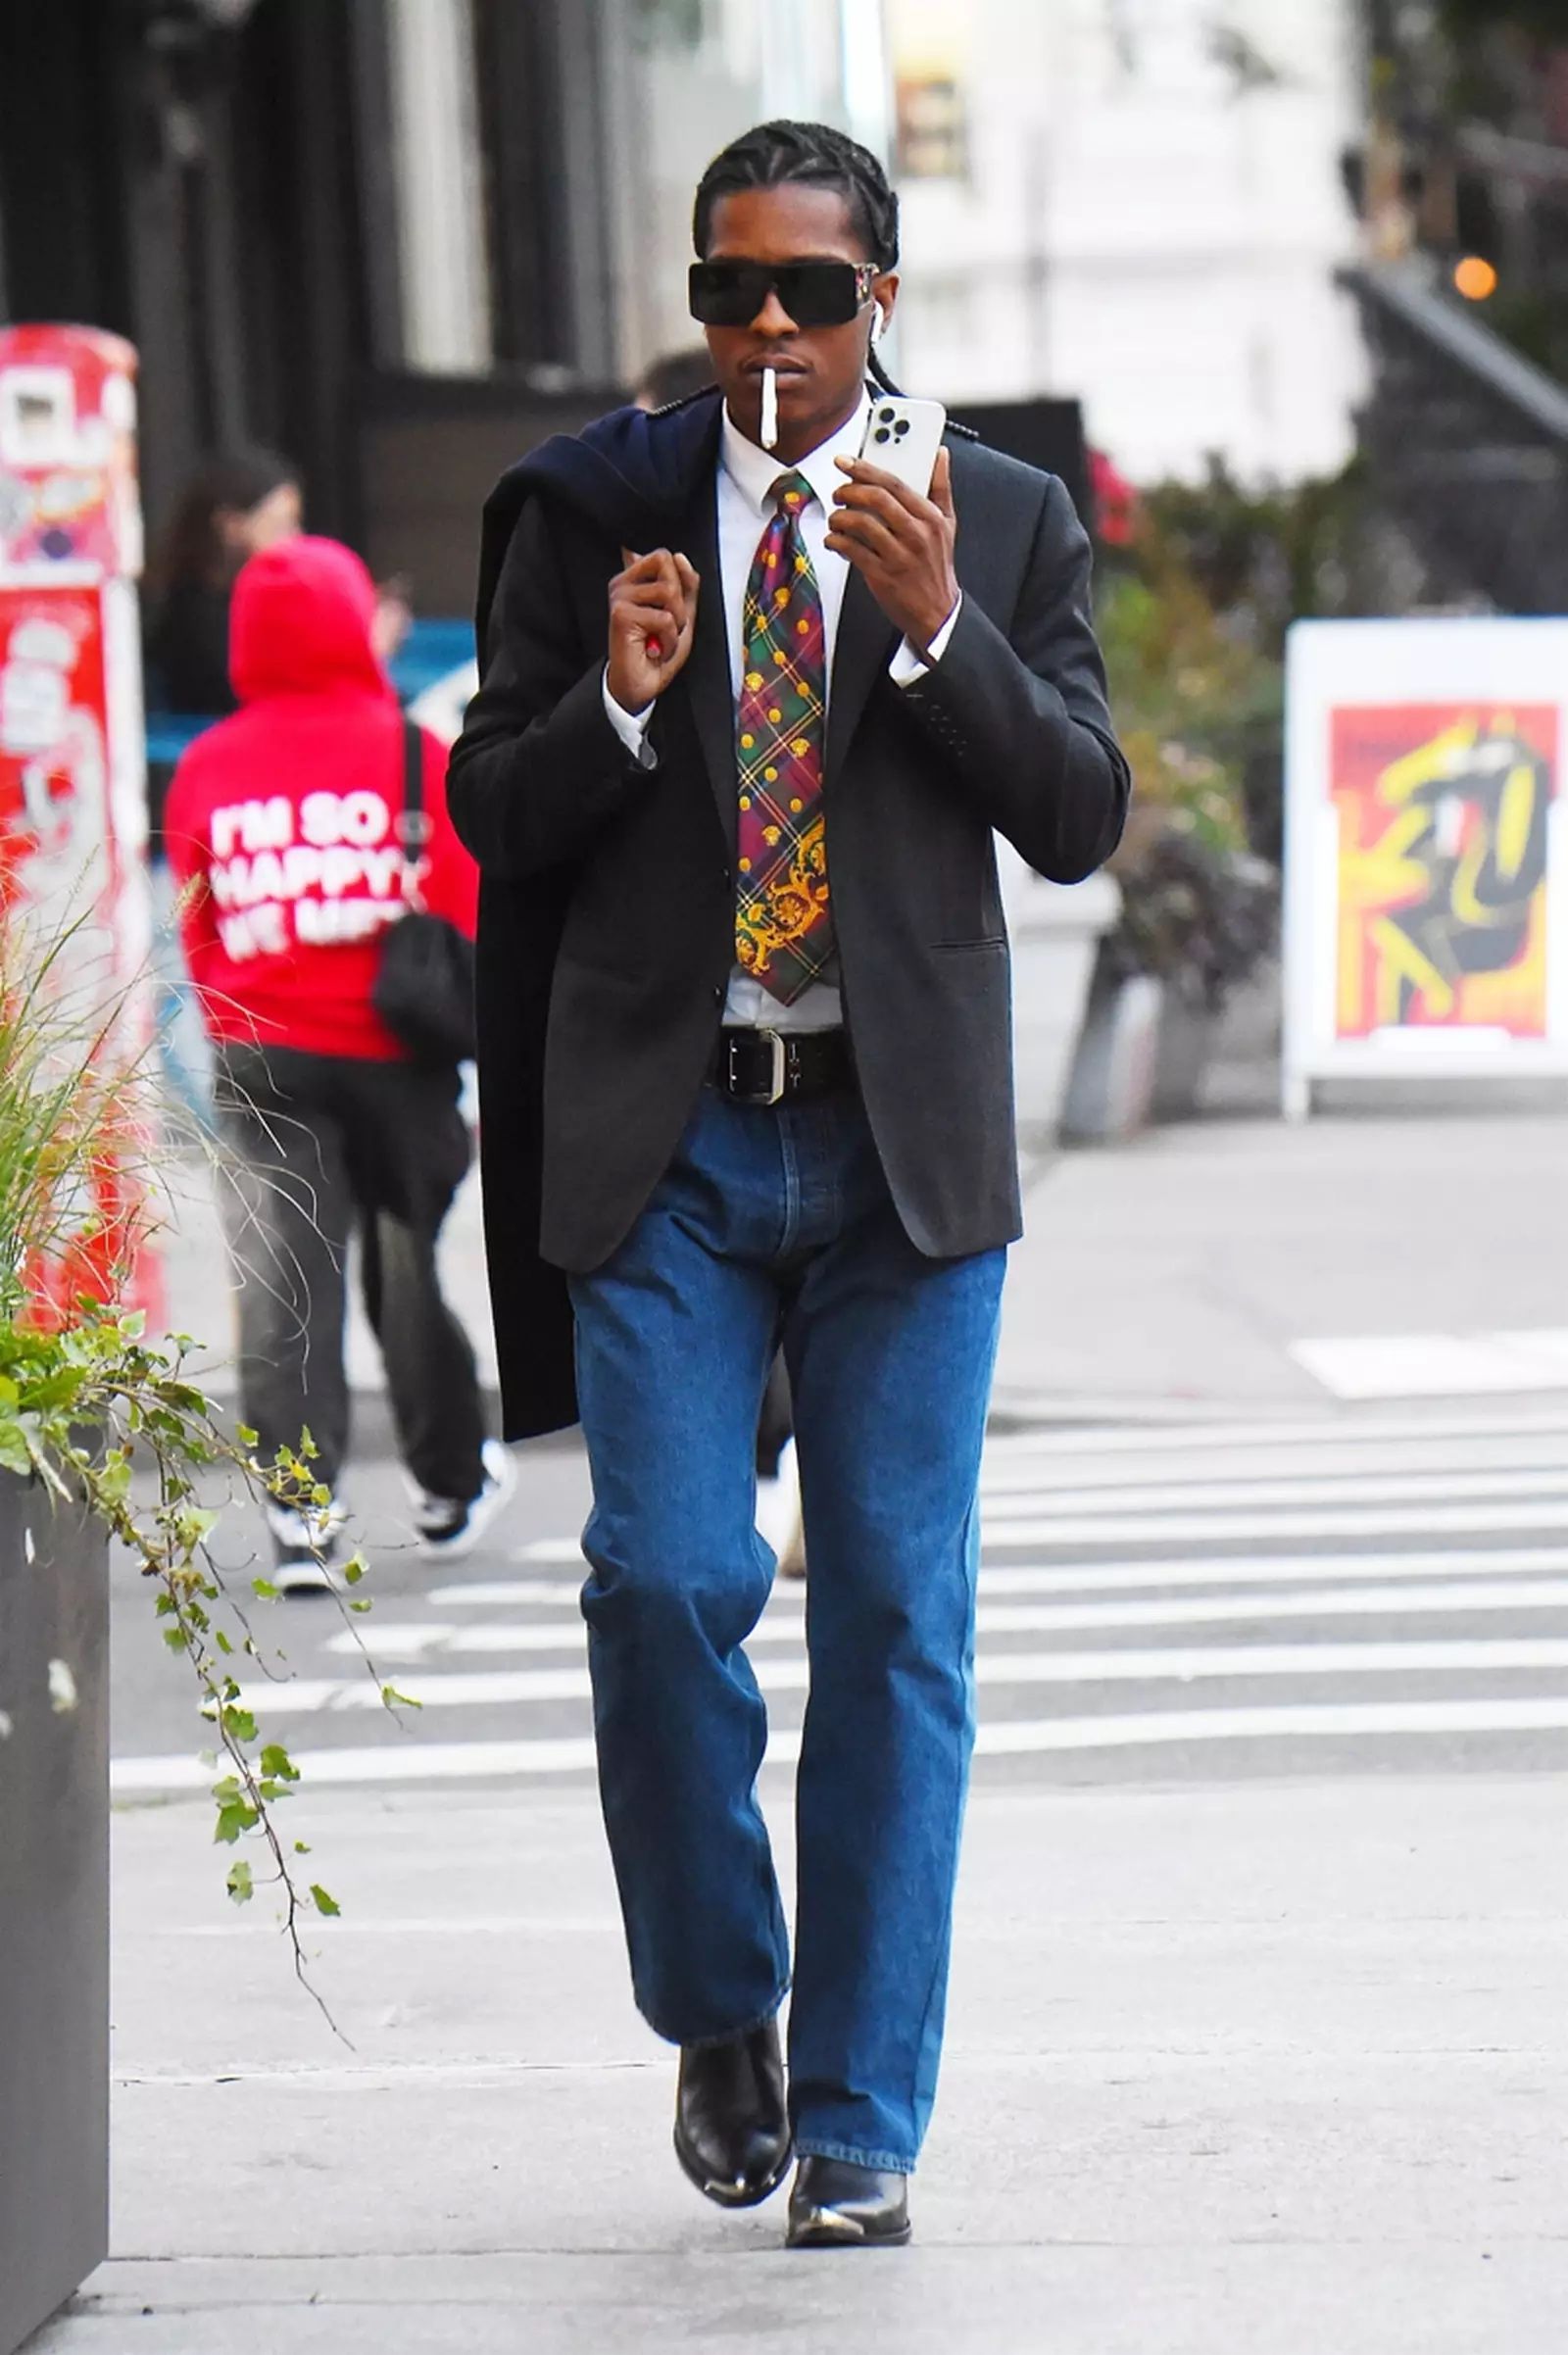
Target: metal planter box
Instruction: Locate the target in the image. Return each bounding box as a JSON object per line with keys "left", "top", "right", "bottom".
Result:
{"left": 0, "top": 1470, "right": 109, "bottom": 2355}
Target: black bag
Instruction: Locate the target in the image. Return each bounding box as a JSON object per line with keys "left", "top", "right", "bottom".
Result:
{"left": 372, "top": 719, "right": 477, "bottom": 1065}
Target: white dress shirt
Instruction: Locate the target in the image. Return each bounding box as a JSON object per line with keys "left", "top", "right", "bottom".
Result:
{"left": 604, "top": 387, "right": 959, "bottom": 1032}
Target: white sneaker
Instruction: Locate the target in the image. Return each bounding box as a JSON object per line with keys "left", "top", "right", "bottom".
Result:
{"left": 265, "top": 1496, "right": 344, "bottom": 1597}
{"left": 414, "top": 1439, "right": 516, "bottom": 1561}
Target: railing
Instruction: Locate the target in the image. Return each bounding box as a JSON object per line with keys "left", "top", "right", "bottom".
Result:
{"left": 1339, "top": 261, "right": 1568, "bottom": 614}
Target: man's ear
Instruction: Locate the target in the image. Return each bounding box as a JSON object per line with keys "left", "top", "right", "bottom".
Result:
{"left": 873, "top": 272, "right": 900, "bottom": 334}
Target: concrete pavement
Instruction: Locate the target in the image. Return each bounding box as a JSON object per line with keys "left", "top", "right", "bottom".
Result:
{"left": 154, "top": 1105, "right": 1568, "bottom": 1424}
{"left": 43, "top": 1103, "right": 1568, "bottom": 2350}
{"left": 994, "top": 1111, "right": 1568, "bottom": 1419}
{"left": 36, "top": 1774, "right": 1568, "bottom": 2352}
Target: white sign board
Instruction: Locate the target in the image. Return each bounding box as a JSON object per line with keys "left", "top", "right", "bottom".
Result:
{"left": 1283, "top": 617, "right": 1568, "bottom": 1116}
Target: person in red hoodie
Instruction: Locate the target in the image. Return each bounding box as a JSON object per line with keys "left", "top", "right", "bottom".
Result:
{"left": 166, "top": 534, "right": 513, "bottom": 1588}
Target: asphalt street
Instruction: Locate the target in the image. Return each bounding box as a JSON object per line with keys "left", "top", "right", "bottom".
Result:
{"left": 111, "top": 1391, "right": 1568, "bottom": 1801}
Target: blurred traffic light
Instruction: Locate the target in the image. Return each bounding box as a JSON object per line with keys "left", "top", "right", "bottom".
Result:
{"left": 1453, "top": 255, "right": 1498, "bottom": 300}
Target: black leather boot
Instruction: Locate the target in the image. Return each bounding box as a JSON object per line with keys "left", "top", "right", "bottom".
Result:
{"left": 786, "top": 2154, "right": 911, "bottom": 2247}
{"left": 673, "top": 2019, "right": 791, "bottom": 2208}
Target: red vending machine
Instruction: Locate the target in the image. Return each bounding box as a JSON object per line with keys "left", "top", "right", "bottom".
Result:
{"left": 0, "top": 323, "right": 160, "bottom": 1320}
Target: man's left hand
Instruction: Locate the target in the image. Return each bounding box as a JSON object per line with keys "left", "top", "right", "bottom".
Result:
{"left": 826, "top": 447, "right": 958, "bottom": 658}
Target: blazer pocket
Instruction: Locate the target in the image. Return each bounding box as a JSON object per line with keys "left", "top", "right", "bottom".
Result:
{"left": 931, "top": 937, "right": 1007, "bottom": 954}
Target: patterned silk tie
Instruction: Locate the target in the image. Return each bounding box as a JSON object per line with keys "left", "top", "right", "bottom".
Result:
{"left": 734, "top": 471, "right": 833, "bottom": 1005}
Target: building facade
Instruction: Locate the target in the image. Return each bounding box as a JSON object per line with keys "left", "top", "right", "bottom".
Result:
{"left": 883, "top": 0, "right": 1367, "bottom": 481}
{"left": 0, "top": 0, "right": 632, "bottom": 568}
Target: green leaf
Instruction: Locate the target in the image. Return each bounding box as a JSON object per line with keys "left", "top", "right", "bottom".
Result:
{"left": 20, "top": 1366, "right": 87, "bottom": 1412}
{"left": 214, "top": 1800, "right": 259, "bottom": 1845}
{"left": 220, "top": 1705, "right": 258, "bottom": 1743}
{"left": 310, "top": 1884, "right": 340, "bottom": 1918}
{"left": 260, "top": 1744, "right": 300, "bottom": 1784}
{"left": 293, "top": 1840, "right": 312, "bottom": 1855}
{"left": 215, "top": 1629, "right": 233, "bottom": 1656}
{"left": 0, "top": 1425, "right": 34, "bottom": 1477}
{"left": 161, "top": 1625, "right": 187, "bottom": 1652}
{"left": 251, "top": 1579, "right": 280, "bottom": 1602}
{"left": 225, "top": 1860, "right": 254, "bottom": 1904}
{"left": 96, "top": 1452, "right": 132, "bottom": 1503}
{"left": 382, "top": 1684, "right": 422, "bottom": 1712}
{"left": 236, "top": 1424, "right": 259, "bottom": 1447}
{"left": 342, "top": 1558, "right": 366, "bottom": 1587}
{"left": 348, "top": 1597, "right": 371, "bottom": 1614}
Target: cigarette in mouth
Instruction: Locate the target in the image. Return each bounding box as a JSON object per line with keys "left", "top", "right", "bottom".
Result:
{"left": 760, "top": 366, "right": 779, "bottom": 451}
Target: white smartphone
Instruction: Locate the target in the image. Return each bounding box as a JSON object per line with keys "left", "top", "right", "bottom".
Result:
{"left": 858, "top": 395, "right": 947, "bottom": 495}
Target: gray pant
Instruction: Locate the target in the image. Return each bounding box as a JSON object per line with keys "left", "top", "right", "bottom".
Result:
{"left": 214, "top": 1047, "right": 486, "bottom": 1502}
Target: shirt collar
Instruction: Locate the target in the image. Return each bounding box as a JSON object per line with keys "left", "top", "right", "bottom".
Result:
{"left": 719, "top": 387, "right": 872, "bottom": 518}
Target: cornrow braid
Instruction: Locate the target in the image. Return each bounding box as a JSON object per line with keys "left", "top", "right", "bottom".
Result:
{"left": 693, "top": 119, "right": 907, "bottom": 395}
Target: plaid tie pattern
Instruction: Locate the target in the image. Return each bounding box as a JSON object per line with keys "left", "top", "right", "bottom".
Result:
{"left": 734, "top": 471, "right": 833, "bottom": 1005}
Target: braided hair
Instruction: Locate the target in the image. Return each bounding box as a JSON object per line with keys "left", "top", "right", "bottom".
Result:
{"left": 692, "top": 120, "right": 905, "bottom": 395}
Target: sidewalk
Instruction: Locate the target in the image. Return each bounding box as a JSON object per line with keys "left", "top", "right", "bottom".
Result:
{"left": 994, "top": 1110, "right": 1568, "bottom": 1420}
{"left": 64, "top": 1104, "right": 1568, "bottom": 2351}
{"left": 156, "top": 1107, "right": 1568, "bottom": 1423}
{"left": 43, "top": 1774, "right": 1567, "bottom": 2352}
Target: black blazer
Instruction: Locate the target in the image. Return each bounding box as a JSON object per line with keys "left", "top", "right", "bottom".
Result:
{"left": 447, "top": 393, "right": 1129, "bottom": 1438}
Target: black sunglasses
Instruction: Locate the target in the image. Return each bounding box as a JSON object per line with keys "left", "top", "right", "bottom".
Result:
{"left": 688, "top": 259, "right": 879, "bottom": 329}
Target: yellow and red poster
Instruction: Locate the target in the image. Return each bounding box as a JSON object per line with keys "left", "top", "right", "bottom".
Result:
{"left": 1284, "top": 620, "right": 1568, "bottom": 1115}
{"left": 1330, "top": 702, "right": 1554, "bottom": 1040}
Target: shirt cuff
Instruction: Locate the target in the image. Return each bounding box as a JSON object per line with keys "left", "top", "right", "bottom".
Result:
{"left": 602, "top": 669, "right": 657, "bottom": 766}
{"left": 890, "top": 594, "right": 962, "bottom": 688}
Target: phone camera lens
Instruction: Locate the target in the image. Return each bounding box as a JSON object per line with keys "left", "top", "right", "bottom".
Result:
{"left": 895, "top": 418, "right": 910, "bottom": 437}
{"left": 874, "top": 427, "right": 890, "bottom": 443}
{"left": 878, "top": 407, "right": 895, "bottom": 422}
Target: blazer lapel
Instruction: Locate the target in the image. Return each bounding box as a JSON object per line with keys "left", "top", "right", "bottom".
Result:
{"left": 824, "top": 564, "right": 897, "bottom": 785}
{"left": 672, "top": 475, "right": 736, "bottom": 848}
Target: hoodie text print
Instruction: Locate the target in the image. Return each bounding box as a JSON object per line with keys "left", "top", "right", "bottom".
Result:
{"left": 166, "top": 536, "right": 477, "bottom": 1059}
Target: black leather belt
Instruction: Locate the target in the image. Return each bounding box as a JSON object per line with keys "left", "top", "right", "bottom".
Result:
{"left": 709, "top": 1026, "right": 853, "bottom": 1105}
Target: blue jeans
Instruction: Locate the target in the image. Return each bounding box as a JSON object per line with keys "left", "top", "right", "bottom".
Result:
{"left": 569, "top": 1084, "right": 1005, "bottom": 2173}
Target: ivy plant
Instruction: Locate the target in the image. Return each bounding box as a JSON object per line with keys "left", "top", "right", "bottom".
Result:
{"left": 1, "top": 910, "right": 406, "bottom": 2017}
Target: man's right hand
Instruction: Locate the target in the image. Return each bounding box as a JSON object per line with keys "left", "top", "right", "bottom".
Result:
{"left": 607, "top": 547, "right": 700, "bottom": 714}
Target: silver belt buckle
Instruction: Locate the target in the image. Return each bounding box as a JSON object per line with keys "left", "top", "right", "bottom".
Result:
{"left": 730, "top": 1028, "right": 787, "bottom": 1105}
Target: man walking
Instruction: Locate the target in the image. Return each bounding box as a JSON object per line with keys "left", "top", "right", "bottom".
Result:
{"left": 448, "top": 121, "right": 1128, "bottom": 2246}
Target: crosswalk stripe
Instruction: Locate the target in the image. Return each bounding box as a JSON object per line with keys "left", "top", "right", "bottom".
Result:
{"left": 979, "top": 1431, "right": 1568, "bottom": 1493}
{"left": 118, "top": 1404, "right": 1568, "bottom": 1797}
{"left": 971, "top": 1696, "right": 1568, "bottom": 1752}
{"left": 237, "top": 1636, "right": 1568, "bottom": 1716}
{"left": 981, "top": 1466, "right": 1568, "bottom": 1515}
{"left": 322, "top": 1580, "right": 1568, "bottom": 1662}
{"left": 437, "top": 1547, "right": 1568, "bottom": 1614}
{"left": 434, "top": 1574, "right": 583, "bottom": 1603}
{"left": 982, "top": 1406, "right": 1568, "bottom": 1458}
{"left": 970, "top": 1547, "right": 1568, "bottom": 1593}
{"left": 109, "top": 1693, "right": 1568, "bottom": 1794}
{"left": 984, "top": 1500, "right": 1568, "bottom": 1546}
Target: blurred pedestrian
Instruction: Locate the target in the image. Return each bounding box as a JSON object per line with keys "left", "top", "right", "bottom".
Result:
{"left": 449, "top": 119, "right": 1127, "bottom": 2245}
{"left": 634, "top": 347, "right": 717, "bottom": 411}
{"left": 166, "top": 535, "right": 512, "bottom": 1591}
{"left": 144, "top": 447, "right": 303, "bottom": 719}
{"left": 142, "top": 450, "right": 302, "bottom": 1126}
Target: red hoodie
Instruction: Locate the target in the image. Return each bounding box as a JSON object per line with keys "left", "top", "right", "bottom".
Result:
{"left": 165, "top": 536, "right": 478, "bottom": 1061}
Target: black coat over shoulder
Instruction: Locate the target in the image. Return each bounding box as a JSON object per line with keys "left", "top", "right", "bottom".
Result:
{"left": 447, "top": 392, "right": 1129, "bottom": 1438}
